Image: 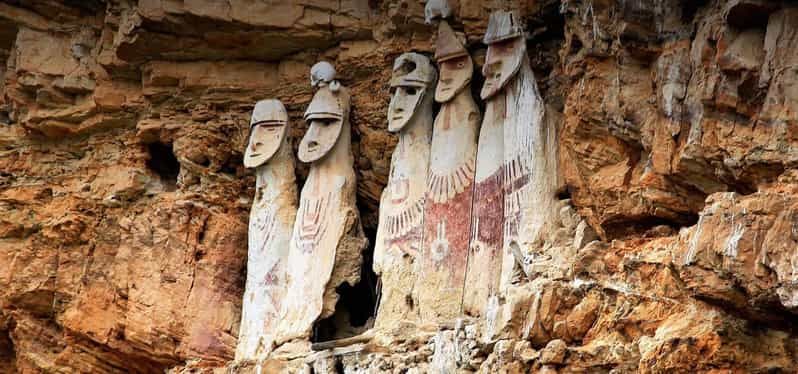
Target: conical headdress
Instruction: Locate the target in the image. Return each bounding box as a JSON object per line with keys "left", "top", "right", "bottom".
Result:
{"left": 483, "top": 10, "right": 525, "bottom": 44}
{"left": 435, "top": 21, "right": 468, "bottom": 62}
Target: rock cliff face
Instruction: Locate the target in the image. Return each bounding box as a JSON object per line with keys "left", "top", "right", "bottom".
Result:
{"left": 0, "top": 0, "right": 796, "bottom": 373}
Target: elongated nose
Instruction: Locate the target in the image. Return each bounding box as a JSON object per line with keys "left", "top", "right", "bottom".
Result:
{"left": 306, "top": 122, "right": 323, "bottom": 148}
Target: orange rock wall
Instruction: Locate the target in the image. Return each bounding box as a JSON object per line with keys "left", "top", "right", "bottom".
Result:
{"left": 0, "top": 0, "right": 796, "bottom": 372}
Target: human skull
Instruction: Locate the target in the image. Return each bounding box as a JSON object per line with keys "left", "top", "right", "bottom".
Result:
{"left": 425, "top": 0, "right": 452, "bottom": 24}
{"left": 310, "top": 61, "right": 337, "bottom": 88}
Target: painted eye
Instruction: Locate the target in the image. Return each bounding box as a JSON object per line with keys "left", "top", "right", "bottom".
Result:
{"left": 457, "top": 61, "right": 465, "bottom": 68}
{"left": 405, "top": 87, "right": 417, "bottom": 95}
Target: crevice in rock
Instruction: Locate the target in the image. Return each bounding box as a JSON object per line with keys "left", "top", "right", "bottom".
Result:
{"left": 736, "top": 163, "right": 785, "bottom": 195}
{"left": 693, "top": 293, "right": 798, "bottom": 333}
{"left": 604, "top": 213, "right": 698, "bottom": 240}
{"left": 219, "top": 156, "right": 240, "bottom": 176}
{"left": 145, "top": 142, "right": 180, "bottom": 192}
{"left": 556, "top": 186, "right": 573, "bottom": 200}
{"left": 527, "top": 1, "right": 566, "bottom": 104}
{"left": 0, "top": 109, "right": 11, "bottom": 125}
{"left": 680, "top": 0, "right": 710, "bottom": 24}
{"left": 312, "top": 226, "right": 378, "bottom": 342}
{"left": 61, "top": 0, "right": 105, "bottom": 14}
{"left": 0, "top": 323, "right": 16, "bottom": 374}
{"left": 469, "top": 61, "right": 486, "bottom": 115}
{"left": 725, "top": 1, "right": 773, "bottom": 30}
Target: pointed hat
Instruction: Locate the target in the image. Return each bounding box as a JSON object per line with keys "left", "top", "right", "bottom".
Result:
{"left": 483, "top": 10, "right": 525, "bottom": 44}
{"left": 434, "top": 21, "right": 468, "bottom": 62}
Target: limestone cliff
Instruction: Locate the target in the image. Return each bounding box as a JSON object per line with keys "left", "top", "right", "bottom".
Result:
{"left": 0, "top": 0, "right": 796, "bottom": 373}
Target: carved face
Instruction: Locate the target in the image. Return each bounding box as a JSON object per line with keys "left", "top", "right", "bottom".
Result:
{"left": 435, "top": 55, "right": 473, "bottom": 103}
{"left": 299, "top": 87, "right": 347, "bottom": 163}
{"left": 298, "top": 115, "right": 343, "bottom": 163}
{"left": 388, "top": 85, "right": 425, "bottom": 132}
{"left": 481, "top": 36, "right": 526, "bottom": 100}
{"left": 244, "top": 100, "right": 288, "bottom": 168}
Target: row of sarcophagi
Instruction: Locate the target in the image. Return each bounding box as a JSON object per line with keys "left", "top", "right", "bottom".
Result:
{"left": 235, "top": 9, "right": 559, "bottom": 360}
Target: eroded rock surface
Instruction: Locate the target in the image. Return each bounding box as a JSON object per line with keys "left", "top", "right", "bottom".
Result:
{"left": 1, "top": 0, "right": 797, "bottom": 373}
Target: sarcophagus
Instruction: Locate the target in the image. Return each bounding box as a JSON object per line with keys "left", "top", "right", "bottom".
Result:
{"left": 236, "top": 100, "right": 298, "bottom": 360}
{"left": 373, "top": 53, "right": 436, "bottom": 328}
{"left": 276, "top": 62, "right": 368, "bottom": 345}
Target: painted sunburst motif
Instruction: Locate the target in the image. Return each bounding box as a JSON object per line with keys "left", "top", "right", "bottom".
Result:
{"left": 426, "top": 153, "right": 476, "bottom": 204}
{"left": 502, "top": 153, "right": 531, "bottom": 240}
{"left": 384, "top": 197, "right": 425, "bottom": 240}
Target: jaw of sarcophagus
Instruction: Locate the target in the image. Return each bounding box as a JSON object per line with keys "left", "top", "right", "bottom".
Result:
{"left": 244, "top": 99, "right": 289, "bottom": 168}
{"left": 388, "top": 53, "right": 437, "bottom": 133}
{"left": 434, "top": 21, "right": 473, "bottom": 103}
{"left": 481, "top": 10, "right": 527, "bottom": 100}
{"left": 298, "top": 86, "right": 347, "bottom": 164}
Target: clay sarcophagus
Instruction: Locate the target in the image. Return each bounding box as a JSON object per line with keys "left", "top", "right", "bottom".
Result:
{"left": 236, "top": 100, "right": 298, "bottom": 360}
{"left": 417, "top": 20, "right": 481, "bottom": 322}
{"left": 276, "top": 62, "right": 367, "bottom": 344}
{"left": 373, "top": 53, "right": 436, "bottom": 328}
{"left": 467, "top": 11, "right": 559, "bottom": 309}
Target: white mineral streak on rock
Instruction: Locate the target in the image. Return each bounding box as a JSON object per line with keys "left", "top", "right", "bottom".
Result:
{"left": 430, "top": 331, "right": 458, "bottom": 373}
{"left": 777, "top": 286, "right": 798, "bottom": 309}
{"left": 483, "top": 295, "right": 500, "bottom": 342}
{"left": 791, "top": 252, "right": 798, "bottom": 280}
{"left": 684, "top": 214, "right": 705, "bottom": 265}
{"left": 724, "top": 222, "right": 745, "bottom": 258}
{"left": 522, "top": 288, "right": 543, "bottom": 341}
{"left": 570, "top": 277, "right": 596, "bottom": 289}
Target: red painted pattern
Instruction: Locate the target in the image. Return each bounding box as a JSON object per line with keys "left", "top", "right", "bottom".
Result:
{"left": 463, "top": 169, "right": 504, "bottom": 315}
{"left": 420, "top": 181, "right": 474, "bottom": 314}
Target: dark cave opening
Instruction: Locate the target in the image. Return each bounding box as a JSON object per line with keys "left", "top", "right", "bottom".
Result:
{"left": 556, "top": 185, "right": 573, "bottom": 200}
{"left": 725, "top": 1, "right": 773, "bottom": 30}
{"left": 603, "top": 213, "right": 700, "bottom": 240}
{"left": 0, "top": 323, "right": 16, "bottom": 373}
{"left": 681, "top": 0, "right": 710, "bottom": 23}
{"left": 220, "top": 156, "right": 240, "bottom": 176}
{"left": 0, "top": 109, "right": 10, "bottom": 125}
{"left": 145, "top": 142, "right": 180, "bottom": 192}
{"left": 312, "top": 227, "right": 379, "bottom": 343}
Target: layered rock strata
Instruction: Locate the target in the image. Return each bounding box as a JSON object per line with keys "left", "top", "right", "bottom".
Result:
{"left": 0, "top": 1, "right": 796, "bottom": 373}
